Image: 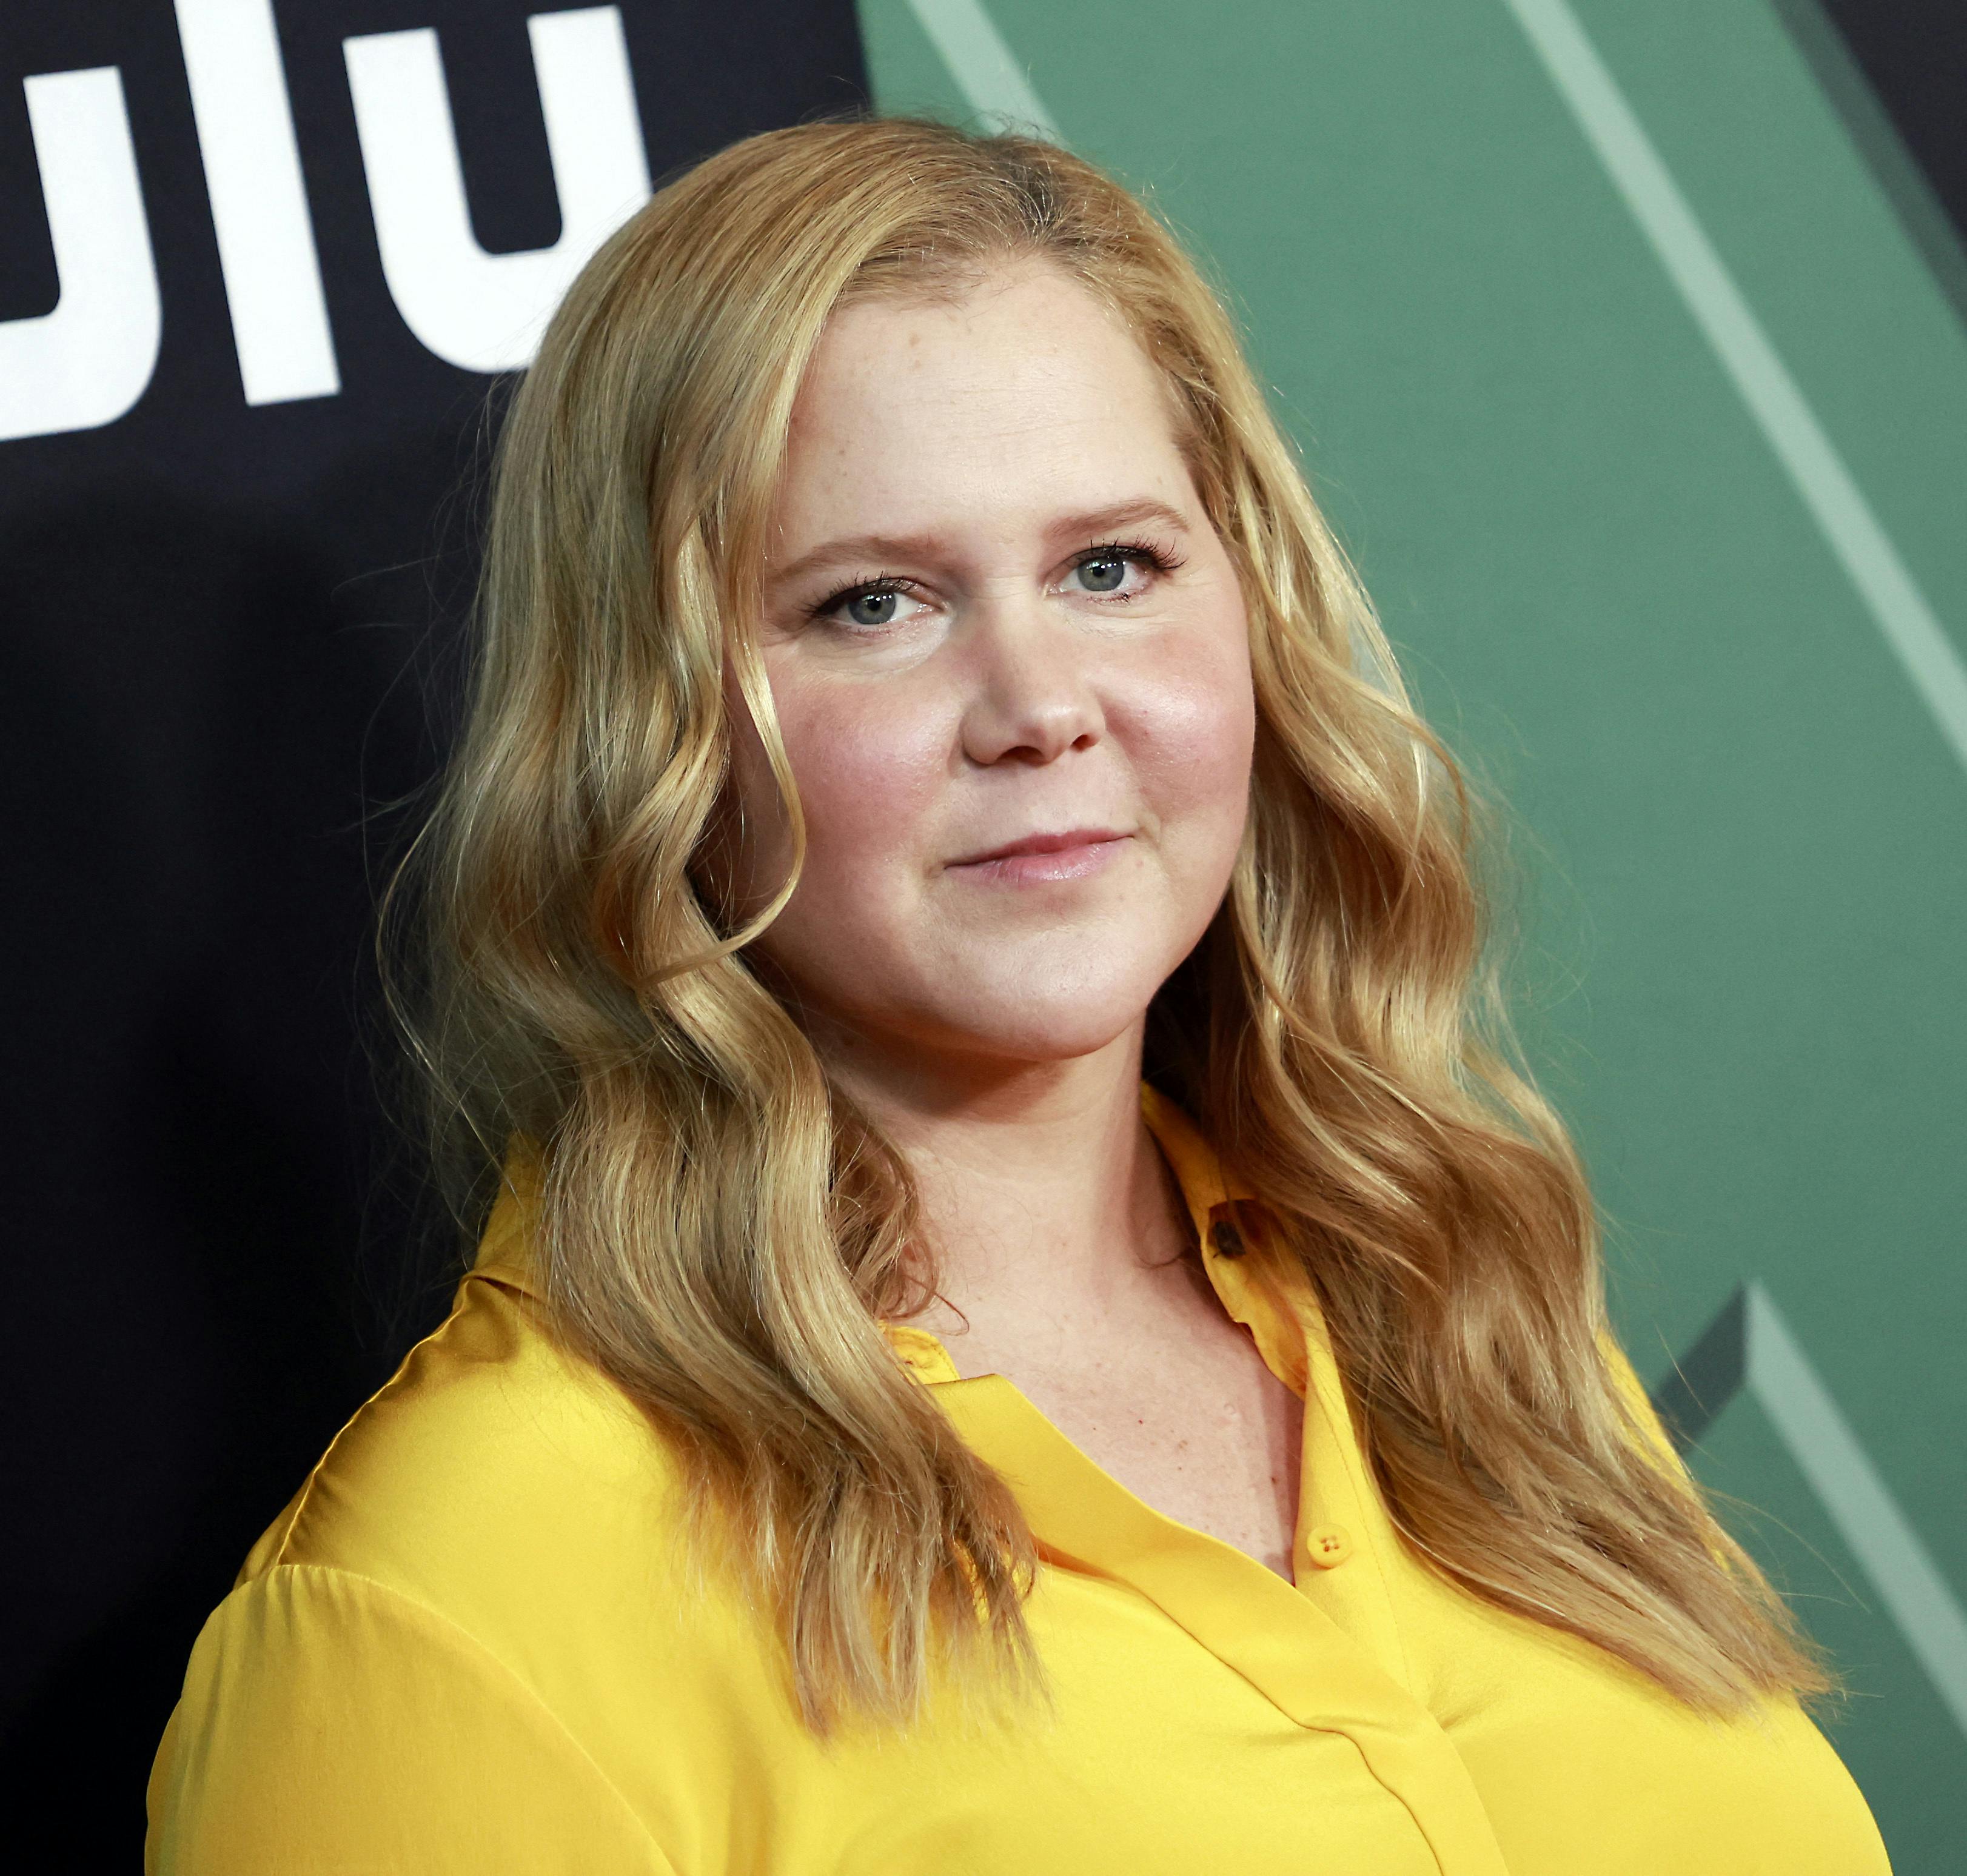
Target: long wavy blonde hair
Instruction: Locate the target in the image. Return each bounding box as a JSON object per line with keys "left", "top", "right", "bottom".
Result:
{"left": 390, "top": 114, "right": 1824, "bottom": 1728}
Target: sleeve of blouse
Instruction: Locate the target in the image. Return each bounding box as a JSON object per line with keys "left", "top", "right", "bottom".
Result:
{"left": 146, "top": 1564, "right": 677, "bottom": 1876}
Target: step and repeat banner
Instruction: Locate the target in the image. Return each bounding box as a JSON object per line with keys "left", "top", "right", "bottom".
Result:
{"left": 0, "top": 2, "right": 862, "bottom": 1862}
{"left": 3, "top": 1, "right": 1960, "bottom": 1869}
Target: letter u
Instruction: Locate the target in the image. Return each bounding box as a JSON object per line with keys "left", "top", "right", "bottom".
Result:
{"left": 0, "top": 67, "right": 162, "bottom": 444}
{"left": 344, "top": 5, "right": 654, "bottom": 375}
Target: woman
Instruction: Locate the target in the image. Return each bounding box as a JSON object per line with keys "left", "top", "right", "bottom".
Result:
{"left": 147, "top": 117, "right": 1889, "bottom": 1873}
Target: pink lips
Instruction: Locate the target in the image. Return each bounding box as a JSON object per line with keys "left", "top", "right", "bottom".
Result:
{"left": 947, "top": 828, "right": 1131, "bottom": 885}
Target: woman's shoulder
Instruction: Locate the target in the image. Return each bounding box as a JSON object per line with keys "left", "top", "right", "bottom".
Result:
{"left": 238, "top": 1261, "right": 692, "bottom": 1636}
{"left": 152, "top": 1257, "right": 791, "bottom": 1872}
{"left": 152, "top": 1268, "right": 707, "bottom": 1873}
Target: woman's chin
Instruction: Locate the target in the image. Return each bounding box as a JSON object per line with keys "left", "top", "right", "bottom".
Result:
{"left": 789, "top": 947, "right": 1183, "bottom": 1077}
{"left": 896, "top": 990, "right": 1158, "bottom": 1073}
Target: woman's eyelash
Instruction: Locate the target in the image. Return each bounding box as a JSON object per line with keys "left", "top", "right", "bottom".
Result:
{"left": 805, "top": 537, "right": 1186, "bottom": 625}
{"left": 1081, "top": 537, "right": 1188, "bottom": 583}
{"left": 806, "top": 570, "right": 907, "bottom": 624}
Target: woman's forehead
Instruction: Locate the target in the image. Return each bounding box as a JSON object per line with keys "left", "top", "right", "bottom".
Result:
{"left": 771, "top": 269, "right": 1194, "bottom": 548}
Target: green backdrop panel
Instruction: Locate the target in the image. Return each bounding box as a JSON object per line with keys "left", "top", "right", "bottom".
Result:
{"left": 861, "top": 1, "right": 1967, "bottom": 1864}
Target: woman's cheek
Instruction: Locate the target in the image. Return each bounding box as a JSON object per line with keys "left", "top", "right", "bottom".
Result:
{"left": 780, "top": 683, "right": 948, "bottom": 890}
{"left": 1127, "top": 637, "right": 1256, "bottom": 831}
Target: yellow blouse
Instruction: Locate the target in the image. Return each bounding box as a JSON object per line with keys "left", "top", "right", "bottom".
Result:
{"left": 147, "top": 1088, "right": 1889, "bottom": 1875}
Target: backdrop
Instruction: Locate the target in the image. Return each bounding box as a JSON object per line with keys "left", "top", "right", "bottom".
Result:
{"left": 2, "top": 3, "right": 1960, "bottom": 1869}
{"left": 0, "top": 4, "right": 866, "bottom": 1866}
{"left": 856, "top": 2, "right": 1963, "bottom": 1863}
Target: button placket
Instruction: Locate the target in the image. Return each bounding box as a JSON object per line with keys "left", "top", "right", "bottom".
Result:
{"left": 1284, "top": 1296, "right": 1418, "bottom": 1694}
{"left": 933, "top": 1372, "right": 1512, "bottom": 1875}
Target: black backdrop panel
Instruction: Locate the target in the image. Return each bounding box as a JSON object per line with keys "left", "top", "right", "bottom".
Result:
{"left": 0, "top": 4, "right": 865, "bottom": 1863}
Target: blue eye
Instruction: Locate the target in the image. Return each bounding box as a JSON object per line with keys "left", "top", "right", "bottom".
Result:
{"left": 843, "top": 589, "right": 902, "bottom": 627}
{"left": 1077, "top": 555, "right": 1130, "bottom": 594}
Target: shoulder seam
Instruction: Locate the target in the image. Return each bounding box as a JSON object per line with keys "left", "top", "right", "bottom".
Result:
{"left": 266, "top": 1285, "right": 478, "bottom": 1571}
{"left": 242, "top": 1561, "right": 676, "bottom": 1869}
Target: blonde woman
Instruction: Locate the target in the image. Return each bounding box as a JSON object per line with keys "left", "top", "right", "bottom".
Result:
{"left": 147, "top": 118, "right": 1889, "bottom": 1874}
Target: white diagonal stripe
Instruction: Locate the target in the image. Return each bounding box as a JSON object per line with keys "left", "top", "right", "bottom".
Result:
{"left": 1503, "top": 0, "right": 1967, "bottom": 774}
{"left": 1746, "top": 1284, "right": 1967, "bottom": 1738}
{"left": 905, "top": 0, "right": 1062, "bottom": 142}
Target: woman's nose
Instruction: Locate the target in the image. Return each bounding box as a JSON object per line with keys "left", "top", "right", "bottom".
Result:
{"left": 955, "top": 595, "right": 1106, "bottom": 768}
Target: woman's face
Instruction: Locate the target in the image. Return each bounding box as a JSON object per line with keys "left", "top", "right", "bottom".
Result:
{"left": 723, "top": 260, "right": 1255, "bottom": 1079}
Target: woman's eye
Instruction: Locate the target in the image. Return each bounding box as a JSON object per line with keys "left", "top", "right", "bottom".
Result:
{"left": 1077, "top": 555, "right": 1130, "bottom": 594}
{"left": 1067, "top": 548, "right": 1161, "bottom": 600}
{"left": 818, "top": 584, "right": 925, "bottom": 632}
{"left": 843, "top": 589, "right": 903, "bottom": 628}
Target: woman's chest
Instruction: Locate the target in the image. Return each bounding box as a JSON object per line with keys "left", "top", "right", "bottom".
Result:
{"left": 1021, "top": 1347, "right": 1305, "bottom": 1576}
{"left": 608, "top": 1564, "right": 1883, "bottom": 1876}
{"left": 937, "top": 1287, "right": 1309, "bottom": 1578}
{"left": 717, "top": 1579, "right": 1450, "bottom": 1876}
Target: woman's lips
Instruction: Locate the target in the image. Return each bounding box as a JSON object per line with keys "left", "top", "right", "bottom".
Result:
{"left": 946, "top": 829, "right": 1132, "bottom": 885}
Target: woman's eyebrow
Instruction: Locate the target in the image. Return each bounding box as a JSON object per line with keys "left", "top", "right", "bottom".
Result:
{"left": 764, "top": 497, "right": 1193, "bottom": 593}
{"left": 1051, "top": 495, "right": 1193, "bottom": 544}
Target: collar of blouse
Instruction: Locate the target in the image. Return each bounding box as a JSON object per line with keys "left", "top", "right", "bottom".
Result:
{"left": 469, "top": 1082, "right": 1313, "bottom": 1401}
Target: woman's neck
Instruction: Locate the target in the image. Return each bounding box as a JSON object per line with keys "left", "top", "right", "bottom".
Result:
{"left": 815, "top": 1020, "right": 1195, "bottom": 1338}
